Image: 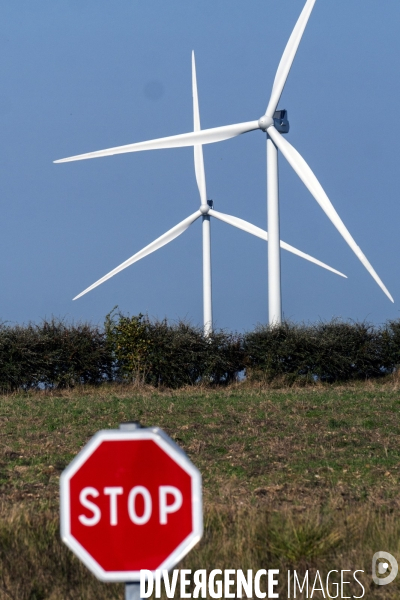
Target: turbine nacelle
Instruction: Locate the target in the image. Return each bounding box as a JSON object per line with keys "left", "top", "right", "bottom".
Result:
{"left": 258, "top": 111, "right": 290, "bottom": 134}
{"left": 273, "top": 110, "right": 290, "bottom": 134}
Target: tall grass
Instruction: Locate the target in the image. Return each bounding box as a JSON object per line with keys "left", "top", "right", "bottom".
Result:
{"left": 1, "top": 501, "right": 399, "bottom": 599}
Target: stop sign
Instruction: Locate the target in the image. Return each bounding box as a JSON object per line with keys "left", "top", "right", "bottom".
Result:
{"left": 60, "top": 427, "right": 202, "bottom": 582}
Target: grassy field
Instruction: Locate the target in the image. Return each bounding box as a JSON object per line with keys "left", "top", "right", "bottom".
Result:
{"left": 1, "top": 379, "right": 400, "bottom": 598}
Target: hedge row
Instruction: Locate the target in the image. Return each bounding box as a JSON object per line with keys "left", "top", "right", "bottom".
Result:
{"left": 0, "top": 319, "right": 112, "bottom": 391}
{"left": 244, "top": 320, "right": 400, "bottom": 383}
{"left": 104, "top": 311, "right": 243, "bottom": 388}
{"left": 0, "top": 313, "right": 399, "bottom": 390}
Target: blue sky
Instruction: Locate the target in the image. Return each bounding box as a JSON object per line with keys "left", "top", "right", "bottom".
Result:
{"left": 0, "top": 0, "right": 399, "bottom": 331}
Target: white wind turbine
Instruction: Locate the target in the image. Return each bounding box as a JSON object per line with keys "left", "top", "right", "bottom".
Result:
{"left": 55, "top": 0, "right": 393, "bottom": 324}
{"left": 66, "top": 51, "right": 346, "bottom": 335}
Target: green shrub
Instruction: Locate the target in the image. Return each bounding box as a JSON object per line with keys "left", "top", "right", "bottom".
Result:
{"left": 0, "top": 319, "right": 112, "bottom": 391}
{"left": 384, "top": 319, "right": 400, "bottom": 370}
{"left": 243, "top": 320, "right": 395, "bottom": 383}
{"left": 105, "top": 309, "right": 245, "bottom": 388}
{"left": 0, "top": 313, "right": 399, "bottom": 390}
{"left": 243, "top": 322, "right": 315, "bottom": 382}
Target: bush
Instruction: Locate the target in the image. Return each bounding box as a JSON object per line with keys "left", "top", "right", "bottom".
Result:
{"left": 1, "top": 313, "right": 400, "bottom": 390}
{"left": 244, "top": 322, "right": 316, "bottom": 383}
{"left": 311, "top": 321, "right": 386, "bottom": 381}
{"left": 384, "top": 319, "right": 400, "bottom": 370}
{"left": 105, "top": 310, "right": 245, "bottom": 388}
{"left": 0, "top": 319, "right": 112, "bottom": 391}
{"left": 243, "top": 320, "right": 395, "bottom": 383}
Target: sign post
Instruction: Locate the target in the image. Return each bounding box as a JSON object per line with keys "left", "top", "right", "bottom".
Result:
{"left": 125, "top": 582, "right": 141, "bottom": 600}
{"left": 60, "top": 421, "right": 202, "bottom": 597}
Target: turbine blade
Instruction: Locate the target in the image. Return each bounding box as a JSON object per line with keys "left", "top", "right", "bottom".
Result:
{"left": 73, "top": 210, "right": 202, "bottom": 300}
{"left": 279, "top": 240, "right": 346, "bottom": 278}
{"left": 192, "top": 51, "right": 201, "bottom": 134}
{"left": 209, "top": 209, "right": 346, "bottom": 278}
{"left": 54, "top": 121, "right": 260, "bottom": 163}
{"left": 209, "top": 208, "right": 269, "bottom": 240}
{"left": 268, "top": 126, "right": 394, "bottom": 302}
{"left": 192, "top": 51, "right": 207, "bottom": 204}
{"left": 266, "top": 0, "right": 317, "bottom": 118}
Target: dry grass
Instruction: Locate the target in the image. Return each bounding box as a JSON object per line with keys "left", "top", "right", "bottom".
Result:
{"left": 1, "top": 501, "right": 400, "bottom": 599}
{"left": 1, "top": 379, "right": 400, "bottom": 598}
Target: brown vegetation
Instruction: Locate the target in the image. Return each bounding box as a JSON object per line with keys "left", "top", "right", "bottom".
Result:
{"left": 1, "top": 380, "right": 400, "bottom": 598}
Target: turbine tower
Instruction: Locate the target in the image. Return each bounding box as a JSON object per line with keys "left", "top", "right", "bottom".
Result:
{"left": 192, "top": 51, "right": 213, "bottom": 335}
{"left": 55, "top": 0, "right": 393, "bottom": 324}
{"left": 68, "top": 52, "right": 346, "bottom": 335}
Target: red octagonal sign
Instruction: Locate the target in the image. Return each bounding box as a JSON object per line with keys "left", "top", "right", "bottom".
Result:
{"left": 60, "top": 427, "right": 202, "bottom": 581}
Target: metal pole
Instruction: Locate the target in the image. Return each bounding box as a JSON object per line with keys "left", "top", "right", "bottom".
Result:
{"left": 202, "top": 213, "right": 213, "bottom": 336}
{"left": 120, "top": 422, "right": 143, "bottom": 600}
{"left": 125, "top": 582, "right": 142, "bottom": 600}
{"left": 267, "top": 134, "right": 282, "bottom": 325}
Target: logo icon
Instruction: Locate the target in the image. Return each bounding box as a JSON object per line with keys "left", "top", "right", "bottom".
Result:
{"left": 372, "top": 551, "right": 398, "bottom": 586}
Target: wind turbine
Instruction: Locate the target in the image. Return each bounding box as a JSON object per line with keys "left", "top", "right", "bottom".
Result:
{"left": 55, "top": 0, "right": 393, "bottom": 324}
{"left": 70, "top": 52, "right": 346, "bottom": 335}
